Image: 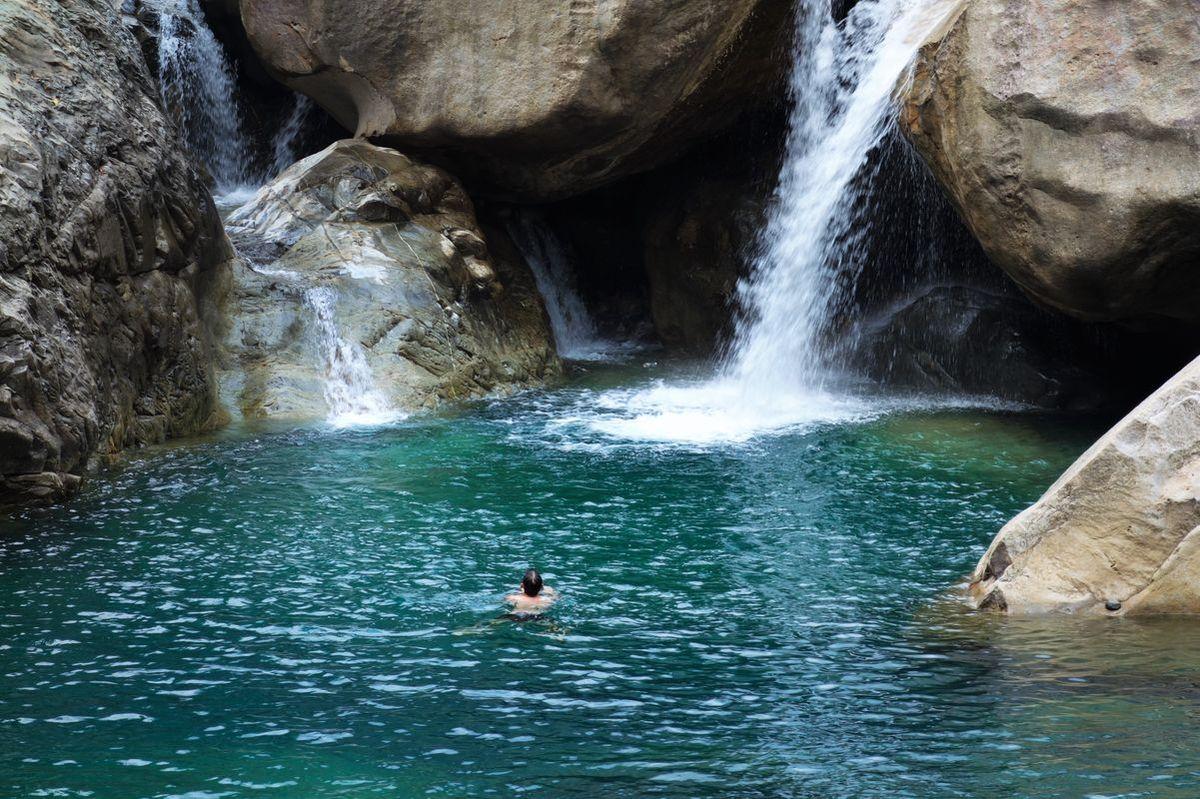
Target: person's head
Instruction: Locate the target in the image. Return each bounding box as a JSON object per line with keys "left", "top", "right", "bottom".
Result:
{"left": 521, "top": 568, "right": 543, "bottom": 597}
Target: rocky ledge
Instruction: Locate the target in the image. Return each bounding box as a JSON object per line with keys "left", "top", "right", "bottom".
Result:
{"left": 238, "top": 0, "right": 789, "bottom": 199}
{"left": 902, "top": 0, "right": 1200, "bottom": 323}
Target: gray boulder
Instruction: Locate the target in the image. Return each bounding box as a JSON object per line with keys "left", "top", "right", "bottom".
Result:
{"left": 215, "top": 139, "right": 559, "bottom": 420}
{"left": 0, "top": 0, "right": 230, "bottom": 508}
{"left": 901, "top": 0, "right": 1200, "bottom": 322}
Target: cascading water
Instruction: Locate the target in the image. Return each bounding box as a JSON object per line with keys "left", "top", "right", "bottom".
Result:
{"left": 271, "top": 95, "right": 314, "bottom": 178}
{"left": 507, "top": 212, "right": 612, "bottom": 361}
{"left": 155, "top": 0, "right": 317, "bottom": 204}
{"left": 155, "top": 0, "right": 253, "bottom": 195}
{"left": 721, "top": 0, "right": 959, "bottom": 394}
{"left": 577, "top": 0, "right": 962, "bottom": 444}
{"left": 304, "top": 287, "right": 402, "bottom": 427}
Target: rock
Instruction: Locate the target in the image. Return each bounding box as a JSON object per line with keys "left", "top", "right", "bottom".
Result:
{"left": 636, "top": 135, "right": 775, "bottom": 355}
{"left": 901, "top": 0, "right": 1200, "bottom": 323}
{"left": 856, "top": 285, "right": 1111, "bottom": 410}
{"left": 0, "top": 0, "right": 230, "bottom": 509}
{"left": 216, "top": 139, "right": 559, "bottom": 419}
{"left": 238, "top": 0, "right": 789, "bottom": 199}
{"left": 969, "top": 354, "right": 1200, "bottom": 615}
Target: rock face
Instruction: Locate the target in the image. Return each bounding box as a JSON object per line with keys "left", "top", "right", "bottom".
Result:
{"left": 637, "top": 138, "right": 774, "bottom": 355}
{"left": 858, "top": 285, "right": 1111, "bottom": 410}
{"left": 970, "top": 354, "right": 1200, "bottom": 615}
{"left": 216, "top": 139, "right": 558, "bottom": 419}
{"left": 901, "top": 0, "right": 1200, "bottom": 323}
{"left": 238, "top": 0, "right": 788, "bottom": 199}
{"left": 0, "top": 0, "right": 229, "bottom": 508}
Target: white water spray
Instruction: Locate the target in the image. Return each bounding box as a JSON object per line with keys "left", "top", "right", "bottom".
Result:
{"left": 577, "top": 0, "right": 959, "bottom": 444}
{"left": 155, "top": 0, "right": 317, "bottom": 204}
{"left": 304, "top": 287, "right": 402, "bottom": 427}
{"left": 507, "top": 211, "right": 613, "bottom": 361}
{"left": 155, "top": 0, "right": 253, "bottom": 194}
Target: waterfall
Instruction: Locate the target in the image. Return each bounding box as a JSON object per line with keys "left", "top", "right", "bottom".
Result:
{"left": 155, "top": 0, "right": 253, "bottom": 194}
{"left": 580, "top": 0, "right": 961, "bottom": 444}
{"left": 271, "top": 95, "right": 313, "bottom": 178}
{"left": 507, "top": 211, "right": 611, "bottom": 361}
{"left": 721, "top": 0, "right": 959, "bottom": 393}
{"left": 304, "top": 287, "right": 402, "bottom": 427}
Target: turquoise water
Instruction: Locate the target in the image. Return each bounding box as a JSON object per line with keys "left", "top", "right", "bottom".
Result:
{"left": 3, "top": 365, "right": 1198, "bottom": 798}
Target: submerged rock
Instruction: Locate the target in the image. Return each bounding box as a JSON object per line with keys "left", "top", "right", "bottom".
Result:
{"left": 901, "top": 0, "right": 1200, "bottom": 323}
{"left": 970, "top": 355, "right": 1200, "bottom": 615}
{"left": 0, "top": 0, "right": 230, "bottom": 509}
{"left": 238, "top": 0, "right": 789, "bottom": 199}
{"left": 215, "top": 139, "right": 559, "bottom": 420}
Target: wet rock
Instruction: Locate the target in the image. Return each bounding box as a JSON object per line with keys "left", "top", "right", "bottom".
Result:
{"left": 215, "top": 139, "right": 559, "bottom": 420}
{"left": 238, "top": 0, "right": 790, "bottom": 199}
{"left": 856, "top": 285, "right": 1109, "bottom": 410}
{"left": 901, "top": 0, "right": 1200, "bottom": 323}
{"left": 969, "top": 355, "right": 1200, "bottom": 615}
{"left": 0, "top": 0, "right": 230, "bottom": 509}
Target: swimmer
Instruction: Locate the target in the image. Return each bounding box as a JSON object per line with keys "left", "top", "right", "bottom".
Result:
{"left": 505, "top": 568, "right": 558, "bottom": 613}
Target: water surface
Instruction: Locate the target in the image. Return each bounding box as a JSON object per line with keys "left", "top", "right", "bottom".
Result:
{"left": 3, "top": 365, "right": 1196, "bottom": 798}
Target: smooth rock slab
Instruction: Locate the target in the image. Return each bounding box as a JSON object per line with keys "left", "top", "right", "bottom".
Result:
{"left": 970, "top": 354, "right": 1200, "bottom": 615}
{"left": 216, "top": 139, "right": 559, "bottom": 420}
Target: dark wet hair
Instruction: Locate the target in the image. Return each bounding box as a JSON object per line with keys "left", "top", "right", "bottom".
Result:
{"left": 521, "top": 569, "right": 543, "bottom": 597}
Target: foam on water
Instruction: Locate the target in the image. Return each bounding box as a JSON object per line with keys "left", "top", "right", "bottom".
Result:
{"left": 579, "top": 380, "right": 874, "bottom": 445}
{"left": 521, "top": 367, "right": 1025, "bottom": 450}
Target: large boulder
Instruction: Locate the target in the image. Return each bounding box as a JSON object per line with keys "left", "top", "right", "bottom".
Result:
{"left": 0, "top": 0, "right": 230, "bottom": 509}
{"left": 238, "top": 0, "right": 788, "bottom": 199}
{"left": 969, "top": 354, "right": 1200, "bottom": 615}
{"left": 215, "top": 139, "right": 559, "bottom": 419}
{"left": 901, "top": 0, "right": 1200, "bottom": 323}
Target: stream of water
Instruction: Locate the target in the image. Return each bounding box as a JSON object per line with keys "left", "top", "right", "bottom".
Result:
{"left": 156, "top": 0, "right": 253, "bottom": 194}
{"left": 4, "top": 365, "right": 1197, "bottom": 798}
{"left": 303, "top": 287, "right": 403, "bottom": 428}
{"left": 507, "top": 211, "right": 611, "bottom": 361}
{"left": 599, "top": 0, "right": 962, "bottom": 443}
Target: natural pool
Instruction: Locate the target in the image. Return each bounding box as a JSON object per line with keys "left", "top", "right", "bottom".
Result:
{"left": 2, "top": 364, "right": 1198, "bottom": 798}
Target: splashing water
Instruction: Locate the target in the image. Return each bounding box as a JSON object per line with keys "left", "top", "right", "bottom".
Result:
{"left": 304, "top": 287, "right": 403, "bottom": 427}
{"left": 155, "top": 0, "right": 318, "bottom": 205}
{"left": 588, "top": 0, "right": 960, "bottom": 445}
{"left": 507, "top": 211, "right": 615, "bottom": 361}
{"left": 155, "top": 0, "right": 253, "bottom": 194}
{"left": 724, "top": 0, "right": 958, "bottom": 392}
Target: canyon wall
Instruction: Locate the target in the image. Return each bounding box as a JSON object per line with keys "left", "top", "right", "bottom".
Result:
{"left": 0, "top": 0, "right": 231, "bottom": 508}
